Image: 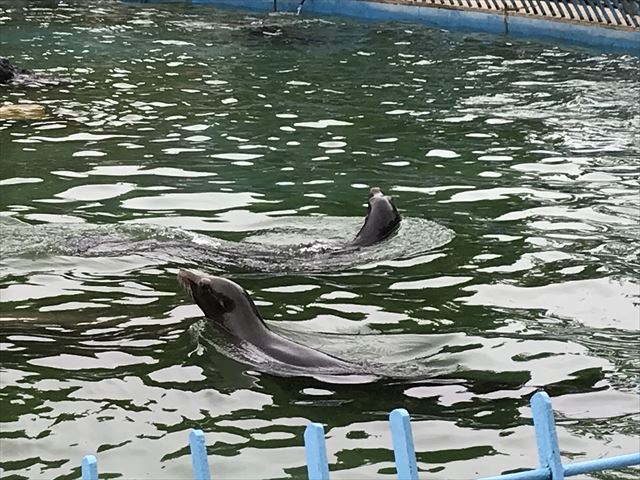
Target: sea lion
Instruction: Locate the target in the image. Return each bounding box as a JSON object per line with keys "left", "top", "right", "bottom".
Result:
{"left": 0, "top": 57, "right": 31, "bottom": 84}
{"left": 0, "top": 56, "right": 68, "bottom": 87}
{"left": 178, "top": 269, "right": 357, "bottom": 373}
{"left": 350, "top": 187, "right": 401, "bottom": 247}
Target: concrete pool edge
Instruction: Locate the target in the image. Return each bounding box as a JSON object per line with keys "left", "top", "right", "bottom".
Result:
{"left": 166, "top": 0, "right": 640, "bottom": 53}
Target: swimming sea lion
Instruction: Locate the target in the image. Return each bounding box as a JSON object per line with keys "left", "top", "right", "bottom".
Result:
{"left": 178, "top": 269, "right": 357, "bottom": 372}
{"left": 0, "top": 56, "right": 68, "bottom": 87}
{"left": 0, "top": 57, "right": 31, "bottom": 84}
{"left": 350, "top": 187, "right": 401, "bottom": 247}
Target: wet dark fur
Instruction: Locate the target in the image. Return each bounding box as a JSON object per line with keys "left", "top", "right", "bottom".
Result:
{"left": 0, "top": 57, "right": 31, "bottom": 84}
{"left": 350, "top": 187, "right": 401, "bottom": 247}
{"left": 1, "top": 57, "right": 68, "bottom": 87}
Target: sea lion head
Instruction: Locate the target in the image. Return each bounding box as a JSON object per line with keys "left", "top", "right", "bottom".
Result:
{"left": 177, "top": 269, "right": 267, "bottom": 336}
{"left": 351, "top": 187, "right": 401, "bottom": 247}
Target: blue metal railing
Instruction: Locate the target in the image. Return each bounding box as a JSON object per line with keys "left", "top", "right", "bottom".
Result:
{"left": 80, "top": 391, "right": 639, "bottom": 479}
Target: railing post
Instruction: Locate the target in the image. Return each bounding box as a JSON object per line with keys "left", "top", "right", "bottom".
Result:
{"left": 389, "top": 408, "right": 419, "bottom": 480}
{"left": 531, "top": 391, "right": 564, "bottom": 480}
{"left": 304, "top": 422, "right": 330, "bottom": 480}
{"left": 81, "top": 455, "right": 98, "bottom": 480}
{"left": 189, "top": 429, "right": 211, "bottom": 480}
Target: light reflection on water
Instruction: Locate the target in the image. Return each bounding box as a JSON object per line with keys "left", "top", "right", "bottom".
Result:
{"left": 1, "top": 1, "right": 639, "bottom": 479}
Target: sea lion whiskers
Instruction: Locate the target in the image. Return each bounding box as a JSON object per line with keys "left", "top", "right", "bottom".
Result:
{"left": 177, "top": 270, "right": 194, "bottom": 299}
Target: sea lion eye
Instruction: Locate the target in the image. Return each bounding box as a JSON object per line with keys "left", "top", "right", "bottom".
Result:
{"left": 216, "top": 298, "right": 226, "bottom": 311}
{"left": 217, "top": 293, "right": 237, "bottom": 313}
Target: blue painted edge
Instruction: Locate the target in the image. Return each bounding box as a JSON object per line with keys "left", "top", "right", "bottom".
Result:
{"left": 477, "top": 452, "right": 640, "bottom": 480}
{"left": 304, "top": 422, "right": 330, "bottom": 480}
{"left": 389, "top": 408, "right": 419, "bottom": 480}
{"left": 189, "top": 429, "right": 211, "bottom": 480}
{"left": 531, "top": 392, "right": 564, "bottom": 480}
{"left": 181, "top": 0, "right": 640, "bottom": 53}
{"left": 563, "top": 452, "right": 640, "bottom": 476}
{"left": 81, "top": 455, "right": 98, "bottom": 480}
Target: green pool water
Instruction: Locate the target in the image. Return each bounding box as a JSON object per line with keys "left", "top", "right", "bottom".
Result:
{"left": 1, "top": 1, "right": 639, "bottom": 479}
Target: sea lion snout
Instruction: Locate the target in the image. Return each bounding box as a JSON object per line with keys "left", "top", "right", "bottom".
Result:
{"left": 178, "top": 269, "right": 229, "bottom": 320}
{"left": 177, "top": 269, "right": 196, "bottom": 297}
{"left": 369, "top": 186, "right": 382, "bottom": 198}
{"left": 177, "top": 268, "right": 199, "bottom": 284}
{"left": 178, "top": 269, "right": 213, "bottom": 289}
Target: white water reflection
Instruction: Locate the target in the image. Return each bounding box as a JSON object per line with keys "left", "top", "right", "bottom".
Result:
{"left": 293, "top": 119, "right": 353, "bottom": 128}
{"left": 426, "top": 149, "right": 460, "bottom": 158}
{"left": 0, "top": 177, "right": 43, "bottom": 186}
{"left": 443, "top": 187, "right": 571, "bottom": 202}
{"left": 461, "top": 278, "right": 639, "bottom": 330}
{"left": 512, "top": 162, "right": 583, "bottom": 175}
{"left": 65, "top": 165, "right": 215, "bottom": 177}
{"left": 390, "top": 276, "right": 473, "bottom": 290}
{"left": 121, "top": 191, "right": 269, "bottom": 211}
{"left": 496, "top": 206, "right": 637, "bottom": 225}
{"left": 54, "top": 183, "right": 137, "bottom": 201}
{"left": 27, "top": 132, "right": 134, "bottom": 142}
{"left": 28, "top": 351, "right": 157, "bottom": 369}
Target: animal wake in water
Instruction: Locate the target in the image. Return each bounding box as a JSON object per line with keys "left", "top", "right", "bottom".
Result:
{"left": 0, "top": 188, "right": 454, "bottom": 273}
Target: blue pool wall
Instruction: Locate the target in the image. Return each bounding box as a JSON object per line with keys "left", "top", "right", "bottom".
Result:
{"left": 182, "top": 0, "right": 640, "bottom": 53}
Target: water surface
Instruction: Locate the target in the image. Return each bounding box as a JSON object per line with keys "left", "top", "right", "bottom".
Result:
{"left": 1, "top": 1, "right": 639, "bottom": 479}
